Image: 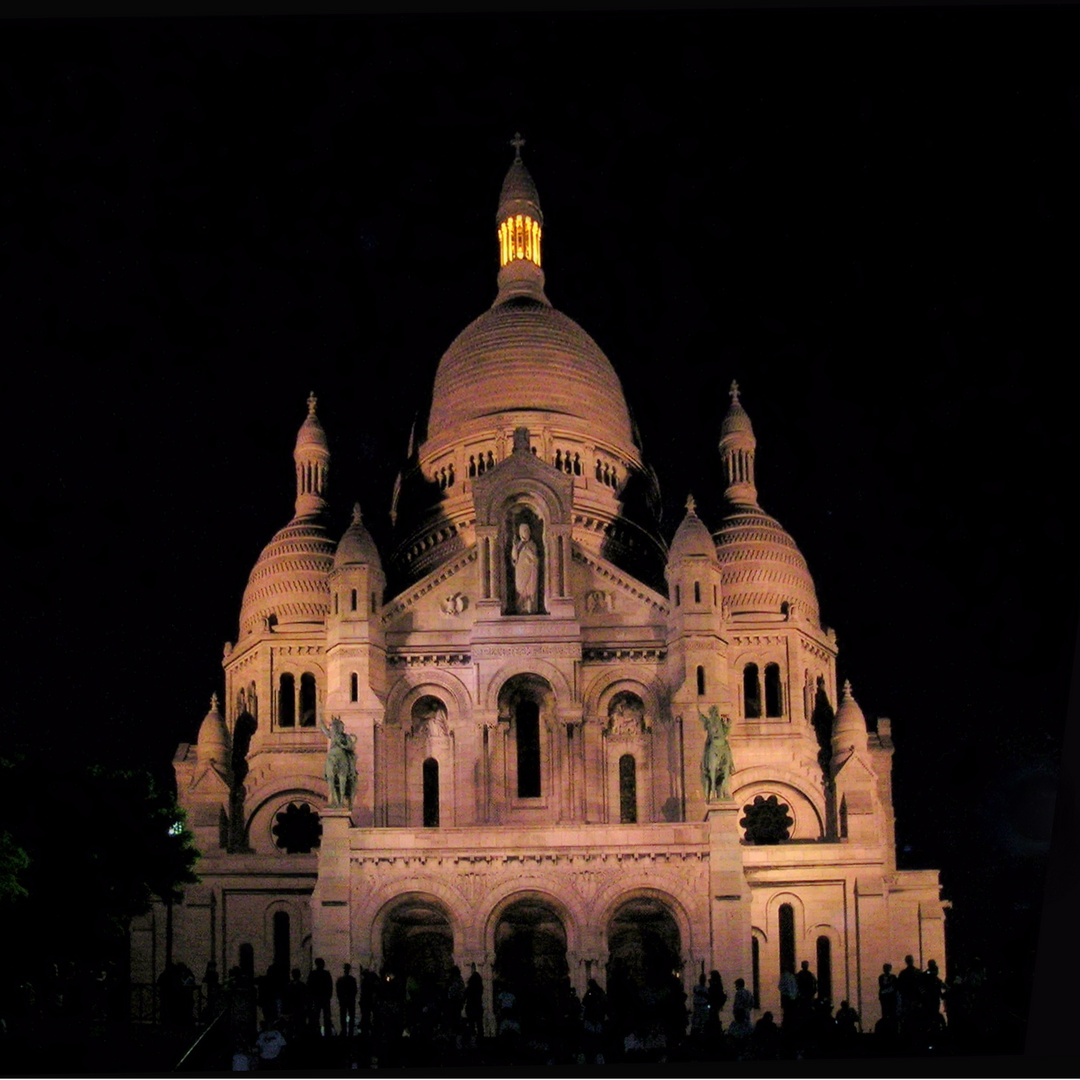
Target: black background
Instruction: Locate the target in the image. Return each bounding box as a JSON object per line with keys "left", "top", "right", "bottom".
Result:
{"left": 2, "top": 7, "right": 1077, "bottom": 1056}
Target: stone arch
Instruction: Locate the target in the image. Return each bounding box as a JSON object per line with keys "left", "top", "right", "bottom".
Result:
{"left": 385, "top": 669, "right": 472, "bottom": 726}
{"left": 366, "top": 886, "right": 470, "bottom": 967}
{"left": 766, "top": 891, "right": 807, "bottom": 950}
{"left": 583, "top": 672, "right": 662, "bottom": 725}
{"left": 593, "top": 885, "right": 697, "bottom": 968}
{"left": 263, "top": 897, "right": 304, "bottom": 972}
{"left": 732, "top": 769, "right": 826, "bottom": 838}
{"left": 481, "top": 884, "right": 582, "bottom": 962}
{"left": 482, "top": 659, "right": 574, "bottom": 713}
{"left": 484, "top": 477, "right": 570, "bottom": 530}
{"left": 370, "top": 891, "right": 458, "bottom": 991}
{"left": 245, "top": 782, "right": 325, "bottom": 852}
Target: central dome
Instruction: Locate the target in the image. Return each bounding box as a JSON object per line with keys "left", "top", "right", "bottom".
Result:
{"left": 425, "top": 295, "right": 636, "bottom": 456}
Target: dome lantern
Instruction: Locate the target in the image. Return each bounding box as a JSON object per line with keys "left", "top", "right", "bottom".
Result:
{"left": 495, "top": 133, "right": 548, "bottom": 305}
{"left": 294, "top": 392, "right": 330, "bottom": 519}
{"left": 719, "top": 380, "right": 758, "bottom": 508}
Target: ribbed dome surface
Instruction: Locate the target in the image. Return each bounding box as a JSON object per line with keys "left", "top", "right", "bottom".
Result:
{"left": 239, "top": 518, "right": 336, "bottom": 637}
{"left": 197, "top": 694, "right": 228, "bottom": 767}
{"left": 720, "top": 396, "right": 755, "bottom": 439}
{"left": 426, "top": 297, "right": 635, "bottom": 453}
{"left": 713, "top": 507, "right": 820, "bottom": 622}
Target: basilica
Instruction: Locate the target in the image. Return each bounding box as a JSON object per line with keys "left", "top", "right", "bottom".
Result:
{"left": 133, "top": 141, "right": 946, "bottom": 1029}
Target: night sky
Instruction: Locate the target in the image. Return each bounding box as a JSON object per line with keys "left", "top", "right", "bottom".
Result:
{"left": 3, "top": 8, "right": 1077, "bottom": 1035}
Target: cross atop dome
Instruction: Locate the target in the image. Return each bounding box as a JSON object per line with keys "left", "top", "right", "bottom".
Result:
{"left": 307, "top": 391, "right": 318, "bottom": 415}
{"left": 352, "top": 502, "right": 363, "bottom": 524}
{"left": 686, "top": 493, "right": 697, "bottom": 514}
{"left": 729, "top": 380, "right": 740, "bottom": 402}
{"left": 510, "top": 132, "right": 525, "bottom": 158}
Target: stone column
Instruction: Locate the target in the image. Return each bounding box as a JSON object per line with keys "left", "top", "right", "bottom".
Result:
{"left": 705, "top": 803, "right": 752, "bottom": 986}
{"left": 311, "top": 808, "right": 353, "bottom": 973}
{"left": 855, "top": 874, "right": 888, "bottom": 1029}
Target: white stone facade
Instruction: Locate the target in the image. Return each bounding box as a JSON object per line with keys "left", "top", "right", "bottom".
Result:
{"left": 136, "top": 145, "right": 946, "bottom": 1031}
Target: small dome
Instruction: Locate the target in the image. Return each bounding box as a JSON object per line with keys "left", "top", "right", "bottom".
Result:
{"left": 720, "top": 381, "right": 755, "bottom": 440}
{"left": 239, "top": 518, "right": 335, "bottom": 637}
{"left": 334, "top": 503, "right": 382, "bottom": 571}
{"left": 713, "top": 507, "right": 820, "bottom": 623}
{"left": 668, "top": 495, "right": 717, "bottom": 563}
{"left": 197, "top": 694, "right": 228, "bottom": 767}
{"left": 295, "top": 392, "right": 328, "bottom": 452}
{"left": 833, "top": 680, "right": 869, "bottom": 753}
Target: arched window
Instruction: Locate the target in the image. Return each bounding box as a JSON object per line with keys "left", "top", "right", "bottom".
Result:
{"left": 751, "top": 936, "right": 761, "bottom": 1009}
{"left": 839, "top": 795, "right": 848, "bottom": 839}
{"left": 516, "top": 699, "right": 541, "bottom": 798}
{"left": 675, "top": 584, "right": 681, "bottom": 607}
{"left": 278, "top": 673, "right": 295, "bottom": 728}
{"left": 273, "top": 911, "right": 290, "bottom": 974}
{"left": 349, "top": 673, "right": 358, "bottom": 703}
{"left": 334, "top": 593, "right": 339, "bottom": 615}
{"left": 299, "top": 673, "right": 317, "bottom": 727}
{"left": 370, "top": 591, "right": 377, "bottom": 614}
{"left": 743, "top": 663, "right": 762, "bottom": 718}
{"left": 817, "top": 936, "right": 832, "bottom": 1003}
{"left": 350, "top": 588, "right": 357, "bottom": 612}
{"left": 694, "top": 581, "right": 701, "bottom": 603}
{"left": 619, "top": 754, "right": 637, "bottom": 824}
{"left": 422, "top": 758, "right": 440, "bottom": 827}
{"left": 765, "top": 663, "right": 783, "bottom": 717}
{"left": 696, "top": 665, "right": 706, "bottom": 696}
{"left": 779, "top": 903, "right": 796, "bottom": 979}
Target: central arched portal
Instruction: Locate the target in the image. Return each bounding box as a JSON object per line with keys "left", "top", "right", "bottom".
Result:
{"left": 606, "top": 896, "right": 683, "bottom": 989}
{"left": 380, "top": 898, "right": 454, "bottom": 995}
{"left": 493, "top": 898, "right": 569, "bottom": 1031}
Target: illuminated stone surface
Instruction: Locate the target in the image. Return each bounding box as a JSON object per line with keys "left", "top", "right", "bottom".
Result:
{"left": 141, "top": 142, "right": 946, "bottom": 1033}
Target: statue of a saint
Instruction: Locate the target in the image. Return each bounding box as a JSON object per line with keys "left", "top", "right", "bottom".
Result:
{"left": 511, "top": 522, "right": 540, "bottom": 614}
{"left": 700, "top": 706, "right": 733, "bottom": 802}
{"left": 320, "top": 716, "right": 358, "bottom": 808}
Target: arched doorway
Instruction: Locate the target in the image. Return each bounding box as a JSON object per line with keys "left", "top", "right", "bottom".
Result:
{"left": 380, "top": 897, "right": 454, "bottom": 1026}
{"left": 493, "top": 897, "right": 569, "bottom": 1035}
{"left": 606, "top": 896, "right": 684, "bottom": 1045}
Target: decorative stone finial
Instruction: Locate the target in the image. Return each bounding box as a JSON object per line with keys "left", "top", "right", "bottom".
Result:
{"left": 352, "top": 502, "right": 363, "bottom": 524}
{"left": 729, "top": 379, "right": 740, "bottom": 402}
{"left": 686, "top": 493, "right": 696, "bottom": 514}
{"left": 842, "top": 679, "right": 854, "bottom": 699}
{"left": 510, "top": 132, "right": 525, "bottom": 158}
{"left": 210, "top": 693, "right": 219, "bottom": 711}
{"left": 512, "top": 426, "right": 531, "bottom": 454}
{"left": 307, "top": 391, "right": 317, "bottom": 415}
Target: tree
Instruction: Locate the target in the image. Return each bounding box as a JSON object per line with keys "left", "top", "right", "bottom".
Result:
{"left": 0, "top": 755, "right": 200, "bottom": 970}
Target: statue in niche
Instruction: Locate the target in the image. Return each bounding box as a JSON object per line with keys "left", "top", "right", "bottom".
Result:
{"left": 700, "top": 706, "right": 733, "bottom": 802}
{"left": 608, "top": 692, "right": 646, "bottom": 738}
{"left": 511, "top": 522, "right": 540, "bottom": 613}
{"left": 320, "top": 715, "right": 357, "bottom": 808}
{"left": 411, "top": 696, "right": 449, "bottom": 738}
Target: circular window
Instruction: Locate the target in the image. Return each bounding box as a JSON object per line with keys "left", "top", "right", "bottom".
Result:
{"left": 740, "top": 794, "right": 794, "bottom": 844}
{"left": 272, "top": 802, "right": 322, "bottom": 854}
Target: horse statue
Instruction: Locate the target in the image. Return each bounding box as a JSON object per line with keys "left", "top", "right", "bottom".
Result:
{"left": 320, "top": 716, "right": 357, "bottom": 808}
{"left": 700, "top": 706, "right": 733, "bottom": 802}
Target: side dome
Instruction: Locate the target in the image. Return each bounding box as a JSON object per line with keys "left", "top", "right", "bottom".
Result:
{"left": 713, "top": 507, "right": 820, "bottom": 623}
{"left": 424, "top": 298, "right": 637, "bottom": 458}
{"left": 239, "top": 519, "right": 336, "bottom": 637}
{"left": 237, "top": 394, "right": 336, "bottom": 638}
{"left": 668, "top": 496, "right": 716, "bottom": 563}
{"left": 334, "top": 503, "right": 382, "bottom": 571}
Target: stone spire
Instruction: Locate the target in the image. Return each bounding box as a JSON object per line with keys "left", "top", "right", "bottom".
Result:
{"left": 832, "top": 679, "right": 869, "bottom": 757}
{"left": 293, "top": 391, "right": 330, "bottom": 518}
{"left": 495, "top": 133, "right": 549, "bottom": 304}
{"left": 719, "top": 380, "right": 758, "bottom": 507}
